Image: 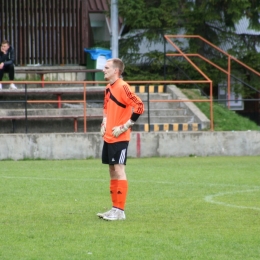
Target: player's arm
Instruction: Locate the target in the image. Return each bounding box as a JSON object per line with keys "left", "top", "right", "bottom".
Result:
{"left": 112, "top": 85, "right": 144, "bottom": 137}
{"left": 124, "top": 84, "right": 144, "bottom": 115}
{"left": 100, "top": 114, "right": 107, "bottom": 136}
{"left": 112, "top": 118, "right": 134, "bottom": 138}
{"left": 112, "top": 111, "right": 143, "bottom": 138}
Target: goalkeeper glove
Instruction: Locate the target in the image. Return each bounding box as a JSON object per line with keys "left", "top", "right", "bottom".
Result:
{"left": 100, "top": 117, "right": 107, "bottom": 136}
{"left": 112, "top": 119, "right": 134, "bottom": 138}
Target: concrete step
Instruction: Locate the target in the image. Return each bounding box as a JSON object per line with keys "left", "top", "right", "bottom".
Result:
{"left": 0, "top": 84, "right": 209, "bottom": 133}
{"left": 137, "top": 115, "right": 195, "bottom": 124}
{"left": 147, "top": 101, "right": 181, "bottom": 109}
{"left": 137, "top": 93, "right": 172, "bottom": 100}
{"left": 133, "top": 123, "right": 202, "bottom": 132}
{"left": 138, "top": 93, "right": 181, "bottom": 108}
{"left": 142, "top": 108, "right": 187, "bottom": 117}
{"left": 0, "top": 108, "right": 103, "bottom": 117}
{"left": 0, "top": 86, "right": 105, "bottom": 110}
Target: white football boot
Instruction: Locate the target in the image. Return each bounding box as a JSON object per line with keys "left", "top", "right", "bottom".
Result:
{"left": 102, "top": 208, "right": 126, "bottom": 221}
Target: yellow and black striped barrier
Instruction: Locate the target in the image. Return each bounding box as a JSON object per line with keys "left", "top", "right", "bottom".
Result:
{"left": 135, "top": 123, "right": 202, "bottom": 132}
{"left": 130, "top": 85, "right": 165, "bottom": 93}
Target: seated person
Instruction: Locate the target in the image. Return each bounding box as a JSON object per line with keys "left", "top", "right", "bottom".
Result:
{"left": 0, "top": 39, "right": 17, "bottom": 90}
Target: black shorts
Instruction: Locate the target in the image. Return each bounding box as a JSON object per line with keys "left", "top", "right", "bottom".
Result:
{"left": 102, "top": 141, "right": 129, "bottom": 165}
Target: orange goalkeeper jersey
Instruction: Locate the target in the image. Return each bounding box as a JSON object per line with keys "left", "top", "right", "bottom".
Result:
{"left": 103, "top": 78, "right": 144, "bottom": 143}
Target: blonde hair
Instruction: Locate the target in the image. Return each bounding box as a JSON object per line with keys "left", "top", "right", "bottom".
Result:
{"left": 108, "top": 58, "right": 125, "bottom": 75}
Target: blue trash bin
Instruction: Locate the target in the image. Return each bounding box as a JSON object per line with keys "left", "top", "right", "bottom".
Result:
{"left": 84, "top": 48, "right": 112, "bottom": 85}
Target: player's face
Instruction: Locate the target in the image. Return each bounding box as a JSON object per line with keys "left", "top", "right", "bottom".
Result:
{"left": 103, "top": 60, "right": 117, "bottom": 81}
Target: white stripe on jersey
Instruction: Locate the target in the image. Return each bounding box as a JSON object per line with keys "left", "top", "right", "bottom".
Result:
{"left": 119, "top": 148, "right": 126, "bottom": 164}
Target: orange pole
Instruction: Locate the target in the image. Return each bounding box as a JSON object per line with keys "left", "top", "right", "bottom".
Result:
{"left": 164, "top": 35, "right": 211, "bottom": 81}
{"left": 231, "top": 56, "right": 260, "bottom": 77}
{"left": 27, "top": 100, "right": 84, "bottom": 104}
{"left": 74, "top": 118, "right": 78, "bottom": 132}
{"left": 83, "top": 82, "right": 87, "bottom": 133}
{"left": 1, "top": 80, "right": 210, "bottom": 85}
{"left": 209, "top": 81, "right": 214, "bottom": 131}
{"left": 57, "top": 94, "right": 62, "bottom": 109}
{"left": 167, "top": 53, "right": 228, "bottom": 75}
{"left": 149, "top": 99, "right": 211, "bottom": 103}
{"left": 227, "top": 56, "right": 231, "bottom": 109}
{"left": 165, "top": 35, "right": 228, "bottom": 57}
{"left": 41, "top": 74, "right": 44, "bottom": 88}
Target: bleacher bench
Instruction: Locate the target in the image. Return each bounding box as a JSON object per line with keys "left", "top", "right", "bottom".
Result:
{"left": 0, "top": 114, "right": 102, "bottom": 133}
{"left": 15, "top": 68, "right": 103, "bottom": 87}
{"left": 0, "top": 87, "right": 105, "bottom": 108}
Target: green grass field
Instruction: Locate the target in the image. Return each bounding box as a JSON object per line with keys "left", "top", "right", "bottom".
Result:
{"left": 1, "top": 157, "right": 260, "bottom": 260}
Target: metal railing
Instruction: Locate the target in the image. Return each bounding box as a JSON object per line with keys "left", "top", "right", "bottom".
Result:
{"left": 164, "top": 35, "right": 260, "bottom": 110}
{"left": 0, "top": 79, "right": 213, "bottom": 133}
{"left": 0, "top": 81, "right": 89, "bottom": 133}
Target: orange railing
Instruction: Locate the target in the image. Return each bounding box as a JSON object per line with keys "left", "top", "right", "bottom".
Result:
{"left": 164, "top": 35, "right": 214, "bottom": 130}
{"left": 1, "top": 79, "right": 213, "bottom": 132}
{"left": 0, "top": 80, "right": 93, "bottom": 133}
{"left": 164, "top": 35, "right": 260, "bottom": 110}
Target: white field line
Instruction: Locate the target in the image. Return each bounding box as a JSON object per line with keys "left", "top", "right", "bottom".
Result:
{"left": 2, "top": 175, "right": 260, "bottom": 210}
{"left": 204, "top": 189, "right": 260, "bottom": 211}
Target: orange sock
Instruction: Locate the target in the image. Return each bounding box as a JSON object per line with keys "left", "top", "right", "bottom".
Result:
{"left": 110, "top": 180, "right": 118, "bottom": 207}
{"left": 116, "top": 180, "right": 128, "bottom": 210}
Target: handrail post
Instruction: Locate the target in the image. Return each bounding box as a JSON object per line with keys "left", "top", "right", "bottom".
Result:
{"left": 164, "top": 37, "right": 166, "bottom": 80}
{"left": 209, "top": 81, "right": 214, "bottom": 131}
{"left": 227, "top": 56, "right": 231, "bottom": 109}
{"left": 25, "top": 84, "right": 28, "bottom": 134}
{"left": 146, "top": 84, "right": 150, "bottom": 132}
{"left": 83, "top": 82, "right": 87, "bottom": 133}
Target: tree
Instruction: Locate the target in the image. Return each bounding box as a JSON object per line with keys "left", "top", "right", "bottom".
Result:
{"left": 117, "top": 0, "right": 260, "bottom": 88}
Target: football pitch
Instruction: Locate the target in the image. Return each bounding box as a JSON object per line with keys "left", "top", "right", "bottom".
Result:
{"left": 0, "top": 156, "right": 260, "bottom": 260}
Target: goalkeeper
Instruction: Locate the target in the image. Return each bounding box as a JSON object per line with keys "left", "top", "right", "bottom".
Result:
{"left": 97, "top": 58, "right": 144, "bottom": 221}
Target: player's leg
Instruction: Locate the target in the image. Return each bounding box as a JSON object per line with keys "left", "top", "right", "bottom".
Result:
{"left": 97, "top": 141, "right": 114, "bottom": 218}
{"left": 103, "top": 142, "right": 129, "bottom": 221}
{"left": 109, "top": 163, "right": 126, "bottom": 180}
{"left": 96, "top": 165, "right": 121, "bottom": 218}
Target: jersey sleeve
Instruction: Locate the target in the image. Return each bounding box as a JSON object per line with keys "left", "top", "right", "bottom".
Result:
{"left": 121, "top": 84, "right": 144, "bottom": 120}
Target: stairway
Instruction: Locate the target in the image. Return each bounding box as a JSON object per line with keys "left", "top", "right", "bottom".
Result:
{"left": 133, "top": 85, "right": 210, "bottom": 132}
{"left": 0, "top": 83, "right": 210, "bottom": 133}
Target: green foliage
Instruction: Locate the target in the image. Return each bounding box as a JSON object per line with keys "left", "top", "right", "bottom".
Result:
{"left": 123, "top": 50, "right": 172, "bottom": 80}
{"left": 92, "top": 41, "right": 110, "bottom": 49}
{"left": 1, "top": 158, "right": 260, "bottom": 259}
{"left": 118, "top": 0, "right": 179, "bottom": 30}
{"left": 181, "top": 88, "right": 260, "bottom": 131}
{"left": 116, "top": 0, "right": 260, "bottom": 92}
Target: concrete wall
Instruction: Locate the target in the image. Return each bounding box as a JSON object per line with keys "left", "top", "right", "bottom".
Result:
{"left": 0, "top": 131, "right": 260, "bottom": 160}
{"left": 15, "top": 66, "right": 87, "bottom": 81}
{"left": 167, "top": 85, "right": 210, "bottom": 129}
